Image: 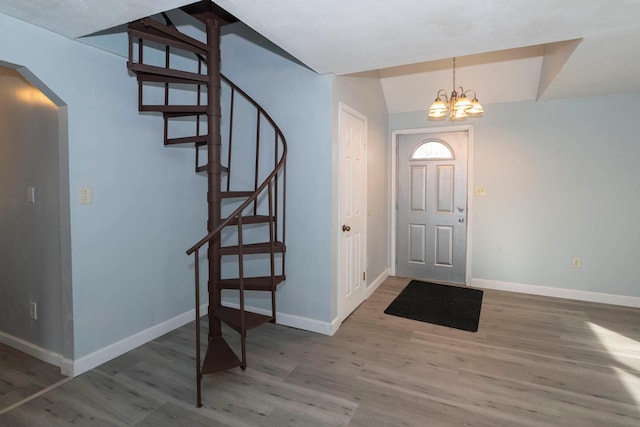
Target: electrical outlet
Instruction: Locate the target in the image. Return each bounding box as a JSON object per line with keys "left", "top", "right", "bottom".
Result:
{"left": 30, "top": 301, "right": 38, "bottom": 320}
{"left": 572, "top": 257, "right": 581, "bottom": 268}
{"left": 80, "top": 186, "right": 92, "bottom": 204}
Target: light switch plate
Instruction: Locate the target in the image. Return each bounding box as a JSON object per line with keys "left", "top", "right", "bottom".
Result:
{"left": 27, "top": 187, "right": 35, "bottom": 203}
{"left": 475, "top": 186, "right": 486, "bottom": 196}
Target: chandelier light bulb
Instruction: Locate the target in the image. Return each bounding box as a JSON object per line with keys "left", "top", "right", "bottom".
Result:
{"left": 467, "top": 97, "right": 484, "bottom": 116}
{"left": 451, "top": 108, "right": 468, "bottom": 120}
{"left": 454, "top": 93, "right": 472, "bottom": 111}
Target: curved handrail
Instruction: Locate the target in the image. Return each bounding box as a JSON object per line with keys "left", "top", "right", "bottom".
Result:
{"left": 186, "top": 74, "right": 287, "bottom": 255}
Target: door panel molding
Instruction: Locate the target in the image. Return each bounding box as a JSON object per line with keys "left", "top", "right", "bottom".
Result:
{"left": 391, "top": 125, "right": 474, "bottom": 285}
{"left": 409, "top": 223, "right": 426, "bottom": 263}
{"left": 437, "top": 164, "right": 454, "bottom": 213}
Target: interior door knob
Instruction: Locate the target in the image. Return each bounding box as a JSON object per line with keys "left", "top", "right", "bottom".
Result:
{"left": 342, "top": 225, "right": 351, "bottom": 232}
{"left": 458, "top": 218, "right": 465, "bottom": 223}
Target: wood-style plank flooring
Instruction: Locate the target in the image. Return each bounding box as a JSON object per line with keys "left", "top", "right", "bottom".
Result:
{"left": 0, "top": 342, "right": 67, "bottom": 413}
{"left": 1, "top": 276, "right": 639, "bottom": 426}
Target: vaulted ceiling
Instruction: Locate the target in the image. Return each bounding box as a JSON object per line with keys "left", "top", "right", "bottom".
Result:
{"left": 2, "top": 0, "right": 639, "bottom": 114}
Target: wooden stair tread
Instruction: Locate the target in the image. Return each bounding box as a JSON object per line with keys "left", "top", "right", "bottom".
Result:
{"left": 134, "top": 72, "right": 204, "bottom": 86}
{"left": 196, "top": 165, "right": 228, "bottom": 174}
{"left": 128, "top": 62, "right": 208, "bottom": 84}
{"left": 201, "top": 335, "right": 241, "bottom": 375}
{"left": 226, "top": 215, "right": 273, "bottom": 225}
{"left": 163, "top": 111, "right": 207, "bottom": 118}
{"left": 165, "top": 135, "right": 208, "bottom": 146}
{"left": 217, "top": 275, "right": 285, "bottom": 291}
{"left": 213, "top": 305, "right": 273, "bottom": 334}
{"left": 220, "top": 241, "right": 286, "bottom": 256}
{"left": 128, "top": 19, "right": 208, "bottom": 54}
{"left": 220, "top": 191, "right": 254, "bottom": 199}
{"left": 140, "top": 105, "right": 208, "bottom": 114}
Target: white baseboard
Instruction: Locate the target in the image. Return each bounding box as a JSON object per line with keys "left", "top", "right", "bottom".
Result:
{"left": 367, "top": 268, "right": 391, "bottom": 298}
{"left": 0, "top": 331, "right": 64, "bottom": 371}
{"left": 72, "top": 303, "right": 208, "bottom": 377}
{"left": 472, "top": 278, "right": 640, "bottom": 308}
{"left": 328, "top": 268, "right": 392, "bottom": 336}
{"left": 276, "top": 311, "right": 334, "bottom": 336}
{"left": 73, "top": 300, "right": 333, "bottom": 378}
{"left": 222, "top": 301, "right": 334, "bottom": 336}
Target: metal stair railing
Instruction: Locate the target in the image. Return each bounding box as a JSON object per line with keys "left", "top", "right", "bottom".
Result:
{"left": 127, "top": 10, "right": 287, "bottom": 407}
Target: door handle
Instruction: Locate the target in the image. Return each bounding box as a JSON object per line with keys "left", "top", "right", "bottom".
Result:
{"left": 342, "top": 225, "right": 351, "bottom": 232}
{"left": 458, "top": 218, "right": 465, "bottom": 223}
{"left": 458, "top": 207, "right": 465, "bottom": 213}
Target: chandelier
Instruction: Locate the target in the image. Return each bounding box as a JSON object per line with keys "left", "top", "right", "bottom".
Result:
{"left": 427, "top": 57, "right": 484, "bottom": 120}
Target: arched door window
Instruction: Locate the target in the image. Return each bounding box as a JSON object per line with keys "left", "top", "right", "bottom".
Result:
{"left": 410, "top": 140, "right": 454, "bottom": 160}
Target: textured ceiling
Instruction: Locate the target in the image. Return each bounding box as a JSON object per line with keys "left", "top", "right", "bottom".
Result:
{"left": 1, "top": 0, "right": 639, "bottom": 113}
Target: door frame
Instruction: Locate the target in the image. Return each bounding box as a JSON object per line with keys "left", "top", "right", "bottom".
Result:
{"left": 390, "top": 125, "right": 474, "bottom": 285}
{"left": 337, "top": 102, "right": 368, "bottom": 324}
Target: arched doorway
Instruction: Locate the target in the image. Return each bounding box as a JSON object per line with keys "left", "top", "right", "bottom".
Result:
{"left": 0, "top": 62, "right": 72, "bottom": 374}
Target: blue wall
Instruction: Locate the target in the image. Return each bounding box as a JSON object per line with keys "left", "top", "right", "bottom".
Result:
{"left": 1, "top": 13, "right": 208, "bottom": 363}
{"left": 391, "top": 93, "right": 640, "bottom": 299}
{"left": 220, "top": 25, "right": 335, "bottom": 327}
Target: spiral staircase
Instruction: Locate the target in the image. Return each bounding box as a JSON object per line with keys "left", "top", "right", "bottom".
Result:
{"left": 126, "top": 1, "right": 287, "bottom": 406}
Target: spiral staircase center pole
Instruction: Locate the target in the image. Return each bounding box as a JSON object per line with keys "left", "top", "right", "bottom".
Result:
{"left": 206, "top": 17, "right": 222, "bottom": 339}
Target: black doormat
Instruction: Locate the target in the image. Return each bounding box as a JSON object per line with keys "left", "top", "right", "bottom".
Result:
{"left": 384, "top": 280, "right": 483, "bottom": 332}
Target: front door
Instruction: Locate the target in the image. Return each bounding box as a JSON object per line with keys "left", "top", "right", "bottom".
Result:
{"left": 338, "top": 104, "right": 367, "bottom": 322}
{"left": 396, "top": 131, "right": 468, "bottom": 284}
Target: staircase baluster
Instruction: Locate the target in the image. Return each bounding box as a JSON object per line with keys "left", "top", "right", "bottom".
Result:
{"left": 268, "top": 181, "right": 276, "bottom": 320}
{"left": 197, "top": 59, "right": 202, "bottom": 137}
{"left": 137, "top": 38, "right": 143, "bottom": 112}
{"left": 226, "top": 87, "right": 235, "bottom": 192}
{"left": 237, "top": 214, "right": 246, "bottom": 369}
{"left": 281, "top": 134, "right": 287, "bottom": 276}
{"left": 253, "top": 110, "right": 261, "bottom": 215}
{"left": 163, "top": 116, "right": 169, "bottom": 146}
{"left": 194, "top": 248, "right": 202, "bottom": 407}
{"left": 274, "top": 129, "right": 280, "bottom": 245}
{"left": 164, "top": 45, "right": 170, "bottom": 106}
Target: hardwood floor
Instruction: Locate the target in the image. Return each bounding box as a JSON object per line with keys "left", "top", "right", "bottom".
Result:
{"left": 1, "top": 276, "right": 639, "bottom": 426}
{"left": 0, "top": 342, "right": 67, "bottom": 413}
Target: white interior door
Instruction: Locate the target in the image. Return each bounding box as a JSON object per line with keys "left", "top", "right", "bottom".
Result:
{"left": 338, "top": 104, "right": 367, "bottom": 323}
{"left": 396, "top": 131, "right": 468, "bottom": 284}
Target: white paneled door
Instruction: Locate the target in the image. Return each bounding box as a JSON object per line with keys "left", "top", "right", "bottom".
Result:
{"left": 338, "top": 104, "right": 367, "bottom": 323}
{"left": 396, "top": 131, "right": 468, "bottom": 284}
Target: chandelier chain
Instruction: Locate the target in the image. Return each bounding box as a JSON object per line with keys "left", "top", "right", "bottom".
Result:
{"left": 453, "top": 57, "right": 456, "bottom": 90}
